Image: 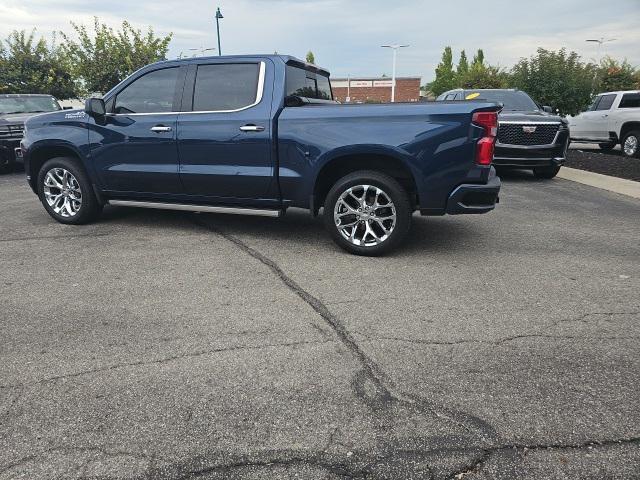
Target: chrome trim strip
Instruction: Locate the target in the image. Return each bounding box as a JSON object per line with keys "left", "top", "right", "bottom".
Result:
{"left": 109, "top": 61, "right": 266, "bottom": 117}
{"left": 498, "top": 121, "right": 562, "bottom": 125}
{"left": 107, "top": 199, "right": 282, "bottom": 217}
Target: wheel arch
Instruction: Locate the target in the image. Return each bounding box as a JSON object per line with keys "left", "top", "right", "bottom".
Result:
{"left": 620, "top": 121, "right": 640, "bottom": 140}
{"left": 311, "top": 147, "right": 418, "bottom": 216}
{"left": 27, "top": 142, "right": 85, "bottom": 193}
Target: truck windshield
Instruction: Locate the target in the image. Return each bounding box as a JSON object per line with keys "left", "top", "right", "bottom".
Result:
{"left": 0, "top": 96, "right": 61, "bottom": 114}
{"left": 465, "top": 90, "right": 538, "bottom": 111}
{"left": 285, "top": 66, "right": 332, "bottom": 100}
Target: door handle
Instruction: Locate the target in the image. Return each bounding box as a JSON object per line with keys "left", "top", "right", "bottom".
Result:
{"left": 601, "top": 114, "right": 608, "bottom": 118}
{"left": 240, "top": 125, "right": 265, "bottom": 132}
{"left": 150, "top": 125, "right": 172, "bottom": 133}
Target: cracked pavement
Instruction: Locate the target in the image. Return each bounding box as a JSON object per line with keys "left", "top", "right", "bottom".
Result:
{"left": 1, "top": 170, "right": 639, "bottom": 479}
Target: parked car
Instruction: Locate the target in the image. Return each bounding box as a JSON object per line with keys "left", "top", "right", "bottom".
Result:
{"left": 436, "top": 89, "right": 569, "bottom": 179}
{"left": 0, "top": 94, "right": 66, "bottom": 174}
{"left": 569, "top": 90, "right": 640, "bottom": 158}
{"left": 21, "top": 55, "right": 501, "bottom": 255}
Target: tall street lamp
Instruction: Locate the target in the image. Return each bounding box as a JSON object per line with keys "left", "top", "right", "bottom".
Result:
{"left": 381, "top": 44, "right": 409, "bottom": 103}
{"left": 215, "top": 7, "right": 224, "bottom": 56}
{"left": 585, "top": 37, "right": 617, "bottom": 63}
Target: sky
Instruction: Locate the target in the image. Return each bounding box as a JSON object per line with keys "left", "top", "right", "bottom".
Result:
{"left": 1, "top": 0, "right": 639, "bottom": 83}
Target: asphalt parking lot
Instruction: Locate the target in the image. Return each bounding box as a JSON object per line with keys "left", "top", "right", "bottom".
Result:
{"left": 1, "top": 170, "right": 639, "bottom": 479}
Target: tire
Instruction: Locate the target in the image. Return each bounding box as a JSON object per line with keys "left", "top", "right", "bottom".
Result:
{"left": 598, "top": 142, "right": 616, "bottom": 151}
{"left": 323, "top": 170, "right": 412, "bottom": 256}
{"left": 37, "top": 157, "right": 102, "bottom": 225}
{"left": 533, "top": 165, "right": 561, "bottom": 179}
{"left": 621, "top": 130, "right": 640, "bottom": 158}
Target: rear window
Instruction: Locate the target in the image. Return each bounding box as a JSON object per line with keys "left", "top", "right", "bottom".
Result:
{"left": 619, "top": 93, "right": 640, "bottom": 109}
{"left": 285, "top": 66, "right": 332, "bottom": 100}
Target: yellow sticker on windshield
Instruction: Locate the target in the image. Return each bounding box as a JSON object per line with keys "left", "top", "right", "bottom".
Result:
{"left": 466, "top": 92, "right": 480, "bottom": 100}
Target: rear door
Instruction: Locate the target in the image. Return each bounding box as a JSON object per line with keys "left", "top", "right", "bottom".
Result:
{"left": 177, "top": 60, "right": 274, "bottom": 200}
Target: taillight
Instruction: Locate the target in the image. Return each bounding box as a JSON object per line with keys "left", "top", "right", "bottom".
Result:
{"left": 472, "top": 111, "right": 498, "bottom": 166}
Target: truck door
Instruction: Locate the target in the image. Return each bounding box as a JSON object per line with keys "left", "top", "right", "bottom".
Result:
{"left": 89, "top": 66, "right": 185, "bottom": 194}
{"left": 177, "top": 60, "right": 275, "bottom": 200}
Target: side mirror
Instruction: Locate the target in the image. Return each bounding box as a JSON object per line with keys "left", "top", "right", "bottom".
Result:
{"left": 542, "top": 105, "right": 552, "bottom": 113}
{"left": 85, "top": 97, "right": 106, "bottom": 120}
{"left": 63, "top": 106, "right": 73, "bottom": 110}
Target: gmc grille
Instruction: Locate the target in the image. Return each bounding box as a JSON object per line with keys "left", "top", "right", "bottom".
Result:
{"left": 0, "top": 124, "right": 25, "bottom": 139}
{"left": 498, "top": 123, "right": 560, "bottom": 146}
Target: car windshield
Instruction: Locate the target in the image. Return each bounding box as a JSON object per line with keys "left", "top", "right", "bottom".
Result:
{"left": 465, "top": 90, "right": 539, "bottom": 111}
{"left": 0, "top": 96, "right": 61, "bottom": 114}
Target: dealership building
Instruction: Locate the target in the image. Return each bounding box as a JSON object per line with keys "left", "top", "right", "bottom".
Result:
{"left": 331, "top": 77, "right": 422, "bottom": 103}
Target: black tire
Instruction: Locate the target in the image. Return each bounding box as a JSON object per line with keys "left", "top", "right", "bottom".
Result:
{"left": 323, "top": 170, "right": 412, "bottom": 256}
{"left": 533, "top": 165, "right": 561, "bottom": 179}
{"left": 37, "top": 157, "right": 102, "bottom": 225}
{"left": 621, "top": 130, "right": 640, "bottom": 158}
{"left": 598, "top": 142, "right": 616, "bottom": 151}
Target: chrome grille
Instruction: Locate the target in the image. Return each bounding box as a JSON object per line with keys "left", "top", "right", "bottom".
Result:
{"left": 498, "top": 123, "right": 560, "bottom": 146}
{"left": 0, "top": 124, "right": 25, "bottom": 139}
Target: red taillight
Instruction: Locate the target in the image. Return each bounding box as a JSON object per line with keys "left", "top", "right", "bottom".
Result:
{"left": 472, "top": 111, "right": 498, "bottom": 166}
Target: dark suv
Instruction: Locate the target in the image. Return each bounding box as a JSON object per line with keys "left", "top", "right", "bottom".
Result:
{"left": 436, "top": 89, "right": 569, "bottom": 179}
{"left": 1, "top": 94, "right": 64, "bottom": 174}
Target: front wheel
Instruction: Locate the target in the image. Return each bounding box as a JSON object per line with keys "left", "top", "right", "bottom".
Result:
{"left": 323, "top": 170, "right": 412, "bottom": 256}
{"left": 37, "top": 157, "right": 102, "bottom": 224}
{"left": 533, "top": 165, "right": 561, "bottom": 179}
{"left": 621, "top": 131, "right": 640, "bottom": 158}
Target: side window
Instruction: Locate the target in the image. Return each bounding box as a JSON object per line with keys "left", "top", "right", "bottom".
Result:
{"left": 193, "top": 63, "right": 261, "bottom": 111}
{"left": 619, "top": 93, "right": 640, "bottom": 109}
{"left": 453, "top": 92, "right": 463, "bottom": 100}
{"left": 444, "top": 93, "right": 456, "bottom": 100}
{"left": 114, "top": 68, "right": 180, "bottom": 114}
{"left": 587, "top": 96, "right": 601, "bottom": 111}
{"left": 595, "top": 94, "right": 615, "bottom": 111}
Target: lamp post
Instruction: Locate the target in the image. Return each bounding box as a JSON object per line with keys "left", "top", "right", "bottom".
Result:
{"left": 381, "top": 44, "right": 409, "bottom": 102}
{"left": 189, "top": 47, "right": 216, "bottom": 57}
{"left": 585, "top": 37, "right": 617, "bottom": 63}
{"left": 215, "top": 7, "right": 224, "bottom": 56}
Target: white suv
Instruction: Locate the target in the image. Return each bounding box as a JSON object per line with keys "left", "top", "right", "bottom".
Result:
{"left": 569, "top": 90, "right": 640, "bottom": 158}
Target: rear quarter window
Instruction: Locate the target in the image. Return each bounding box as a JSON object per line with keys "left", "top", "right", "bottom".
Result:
{"left": 286, "top": 66, "right": 332, "bottom": 100}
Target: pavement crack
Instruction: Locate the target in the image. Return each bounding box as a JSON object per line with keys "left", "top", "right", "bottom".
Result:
{"left": 1, "top": 339, "right": 331, "bottom": 389}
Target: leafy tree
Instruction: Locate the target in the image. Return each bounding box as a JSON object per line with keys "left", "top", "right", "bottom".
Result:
{"left": 459, "top": 64, "right": 509, "bottom": 89}
{"left": 429, "top": 46, "right": 456, "bottom": 96}
{"left": 0, "top": 30, "right": 78, "bottom": 99}
{"left": 61, "top": 17, "right": 172, "bottom": 95}
{"left": 305, "top": 51, "right": 315, "bottom": 64}
{"left": 510, "top": 48, "right": 595, "bottom": 115}
{"left": 596, "top": 56, "right": 638, "bottom": 92}
{"left": 456, "top": 50, "right": 469, "bottom": 77}
{"left": 472, "top": 49, "right": 484, "bottom": 68}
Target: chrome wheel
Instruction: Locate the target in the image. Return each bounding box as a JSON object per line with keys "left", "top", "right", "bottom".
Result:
{"left": 623, "top": 135, "right": 638, "bottom": 156}
{"left": 43, "top": 168, "right": 82, "bottom": 218}
{"left": 334, "top": 184, "right": 396, "bottom": 247}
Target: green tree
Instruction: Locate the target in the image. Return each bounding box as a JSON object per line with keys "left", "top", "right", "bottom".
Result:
{"left": 61, "top": 17, "right": 172, "bottom": 95}
{"left": 0, "top": 29, "right": 78, "bottom": 99}
{"left": 472, "top": 49, "right": 484, "bottom": 68}
{"left": 460, "top": 64, "right": 509, "bottom": 89}
{"left": 456, "top": 50, "right": 469, "bottom": 78}
{"left": 305, "top": 51, "right": 315, "bottom": 64}
{"left": 596, "top": 56, "right": 638, "bottom": 92}
{"left": 510, "top": 48, "right": 595, "bottom": 115}
{"left": 429, "top": 46, "right": 456, "bottom": 96}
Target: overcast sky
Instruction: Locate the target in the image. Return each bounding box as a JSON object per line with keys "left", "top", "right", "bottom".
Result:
{"left": 1, "top": 0, "right": 639, "bottom": 82}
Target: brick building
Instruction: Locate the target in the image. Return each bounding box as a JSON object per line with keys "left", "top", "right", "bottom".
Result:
{"left": 331, "top": 77, "right": 422, "bottom": 103}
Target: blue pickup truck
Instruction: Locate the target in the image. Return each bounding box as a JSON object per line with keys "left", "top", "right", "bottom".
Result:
{"left": 21, "top": 55, "right": 501, "bottom": 255}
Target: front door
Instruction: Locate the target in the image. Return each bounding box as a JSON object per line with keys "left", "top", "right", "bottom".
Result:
{"left": 177, "top": 60, "right": 274, "bottom": 200}
{"left": 89, "top": 66, "right": 185, "bottom": 194}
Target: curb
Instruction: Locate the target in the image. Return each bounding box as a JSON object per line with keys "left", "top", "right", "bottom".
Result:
{"left": 557, "top": 167, "right": 640, "bottom": 200}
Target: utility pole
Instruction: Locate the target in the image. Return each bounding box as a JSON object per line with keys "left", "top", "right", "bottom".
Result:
{"left": 381, "top": 44, "right": 409, "bottom": 102}
{"left": 215, "top": 7, "right": 224, "bottom": 56}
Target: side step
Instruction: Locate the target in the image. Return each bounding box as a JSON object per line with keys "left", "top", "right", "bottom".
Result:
{"left": 107, "top": 200, "right": 283, "bottom": 217}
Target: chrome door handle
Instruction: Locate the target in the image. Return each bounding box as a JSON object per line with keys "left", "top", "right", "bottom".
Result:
{"left": 240, "top": 125, "right": 265, "bottom": 132}
{"left": 150, "top": 125, "right": 172, "bottom": 133}
{"left": 601, "top": 114, "right": 608, "bottom": 118}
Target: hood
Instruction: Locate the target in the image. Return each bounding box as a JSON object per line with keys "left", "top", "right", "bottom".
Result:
{"left": 24, "top": 109, "right": 87, "bottom": 128}
{"left": 499, "top": 110, "right": 567, "bottom": 124}
{"left": 0, "top": 112, "right": 39, "bottom": 125}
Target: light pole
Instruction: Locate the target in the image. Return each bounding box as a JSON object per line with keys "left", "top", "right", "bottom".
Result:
{"left": 381, "top": 44, "right": 409, "bottom": 102}
{"left": 188, "top": 47, "right": 216, "bottom": 57}
{"left": 215, "top": 7, "right": 224, "bottom": 56}
{"left": 585, "top": 37, "right": 617, "bottom": 63}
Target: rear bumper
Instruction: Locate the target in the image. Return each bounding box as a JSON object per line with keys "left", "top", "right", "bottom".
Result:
{"left": 493, "top": 156, "right": 565, "bottom": 168}
{"left": 445, "top": 173, "right": 501, "bottom": 215}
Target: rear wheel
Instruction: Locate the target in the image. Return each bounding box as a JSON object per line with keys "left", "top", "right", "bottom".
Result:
{"left": 323, "top": 170, "right": 412, "bottom": 256}
{"left": 37, "top": 157, "right": 102, "bottom": 224}
{"left": 533, "top": 165, "right": 561, "bottom": 179}
{"left": 621, "top": 131, "right": 640, "bottom": 158}
{"left": 598, "top": 142, "right": 616, "bottom": 151}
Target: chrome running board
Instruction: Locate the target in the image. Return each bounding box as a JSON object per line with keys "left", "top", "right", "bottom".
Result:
{"left": 107, "top": 200, "right": 283, "bottom": 217}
